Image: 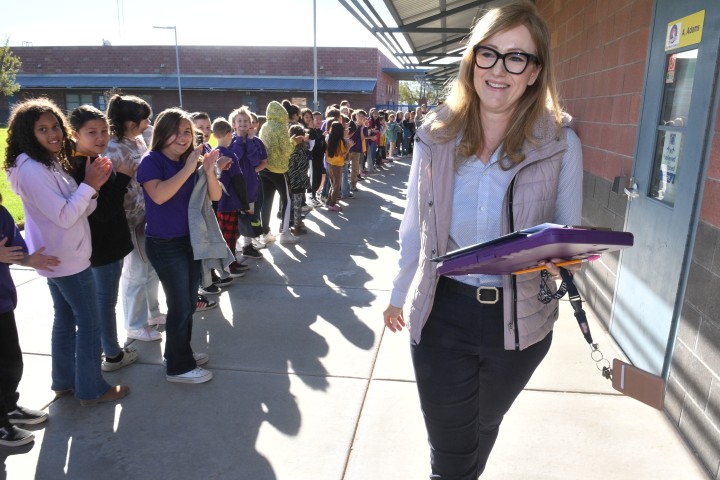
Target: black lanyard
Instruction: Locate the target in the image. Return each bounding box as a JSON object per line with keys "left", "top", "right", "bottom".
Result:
{"left": 538, "top": 268, "right": 593, "bottom": 344}
{"left": 538, "top": 268, "right": 614, "bottom": 379}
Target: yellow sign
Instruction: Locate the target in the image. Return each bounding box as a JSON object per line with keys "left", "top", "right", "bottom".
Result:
{"left": 666, "top": 10, "right": 705, "bottom": 51}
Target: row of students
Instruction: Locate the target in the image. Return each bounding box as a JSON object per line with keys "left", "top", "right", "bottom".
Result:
{"left": 1, "top": 98, "right": 239, "bottom": 426}
{"left": 5, "top": 99, "right": 131, "bottom": 411}
{"left": 0, "top": 97, "right": 407, "bottom": 433}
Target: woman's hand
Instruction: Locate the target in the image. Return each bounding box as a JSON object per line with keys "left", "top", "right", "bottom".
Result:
{"left": 383, "top": 304, "right": 406, "bottom": 332}
{"left": 83, "top": 156, "right": 113, "bottom": 191}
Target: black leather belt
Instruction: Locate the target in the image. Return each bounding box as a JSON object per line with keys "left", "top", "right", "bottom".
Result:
{"left": 437, "top": 277, "right": 503, "bottom": 304}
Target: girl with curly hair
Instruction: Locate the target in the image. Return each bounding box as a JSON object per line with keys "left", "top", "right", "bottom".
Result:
{"left": 4, "top": 98, "right": 129, "bottom": 406}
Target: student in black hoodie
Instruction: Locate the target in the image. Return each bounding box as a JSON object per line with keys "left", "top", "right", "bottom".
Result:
{"left": 68, "top": 106, "right": 138, "bottom": 372}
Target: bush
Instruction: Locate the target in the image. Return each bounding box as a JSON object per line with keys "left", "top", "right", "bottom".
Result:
{"left": 0, "top": 128, "right": 25, "bottom": 226}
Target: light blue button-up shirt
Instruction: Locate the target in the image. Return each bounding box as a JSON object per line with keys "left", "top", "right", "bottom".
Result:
{"left": 448, "top": 131, "right": 583, "bottom": 287}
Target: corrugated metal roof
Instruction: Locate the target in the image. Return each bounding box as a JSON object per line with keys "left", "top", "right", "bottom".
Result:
{"left": 15, "top": 74, "right": 377, "bottom": 93}
{"left": 339, "top": 0, "right": 507, "bottom": 90}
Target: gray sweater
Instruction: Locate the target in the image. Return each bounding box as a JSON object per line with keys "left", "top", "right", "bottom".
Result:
{"left": 189, "top": 168, "right": 236, "bottom": 287}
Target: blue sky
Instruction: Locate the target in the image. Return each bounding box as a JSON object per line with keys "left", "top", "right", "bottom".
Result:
{"left": 1, "top": 0, "right": 392, "bottom": 51}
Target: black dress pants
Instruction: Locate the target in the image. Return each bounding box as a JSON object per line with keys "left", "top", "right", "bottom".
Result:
{"left": 411, "top": 277, "right": 552, "bottom": 479}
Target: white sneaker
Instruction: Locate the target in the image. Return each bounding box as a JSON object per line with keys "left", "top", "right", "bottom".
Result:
{"left": 127, "top": 327, "right": 161, "bottom": 342}
{"left": 251, "top": 239, "right": 267, "bottom": 250}
{"left": 166, "top": 367, "right": 213, "bottom": 384}
{"left": 102, "top": 346, "right": 139, "bottom": 372}
{"left": 148, "top": 314, "right": 166, "bottom": 326}
{"left": 277, "top": 232, "right": 299, "bottom": 244}
{"left": 261, "top": 232, "right": 276, "bottom": 244}
{"left": 193, "top": 352, "right": 209, "bottom": 366}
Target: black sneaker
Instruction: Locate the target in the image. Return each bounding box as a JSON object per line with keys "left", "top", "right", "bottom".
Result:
{"left": 196, "top": 294, "right": 217, "bottom": 311}
{"left": 212, "top": 276, "right": 234, "bottom": 287}
{"left": 241, "top": 245, "right": 263, "bottom": 259}
{"left": 198, "top": 284, "right": 220, "bottom": 295}
{"left": 7, "top": 406, "right": 48, "bottom": 425}
{"left": 229, "top": 264, "right": 248, "bottom": 277}
{"left": 0, "top": 424, "right": 34, "bottom": 447}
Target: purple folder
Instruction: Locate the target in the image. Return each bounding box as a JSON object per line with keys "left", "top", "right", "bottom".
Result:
{"left": 434, "top": 223, "right": 634, "bottom": 276}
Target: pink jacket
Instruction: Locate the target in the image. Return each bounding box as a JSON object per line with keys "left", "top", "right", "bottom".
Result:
{"left": 7, "top": 154, "right": 96, "bottom": 277}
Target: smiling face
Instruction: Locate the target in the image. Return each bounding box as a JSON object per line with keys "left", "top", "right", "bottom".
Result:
{"left": 313, "top": 114, "right": 323, "bottom": 129}
{"left": 73, "top": 119, "right": 110, "bottom": 156}
{"left": 34, "top": 112, "right": 64, "bottom": 155}
{"left": 473, "top": 24, "right": 541, "bottom": 118}
{"left": 234, "top": 113, "right": 251, "bottom": 136}
{"left": 161, "top": 119, "right": 194, "bottom": 161}
{"left": 194, "top": 118, "right": 211, "bottom": 142}
{"left": 302, "top": 111, "right": 313, "bottom": 127}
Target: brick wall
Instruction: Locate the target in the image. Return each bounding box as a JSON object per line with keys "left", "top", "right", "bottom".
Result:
{"left": 668, "top": 91, "right": 720, "bottom": 479}
{"left": 537, "top": 0, "right": 651, "bottom": 325}
{"left": 12, "top": 45, "right": 382, "bottom": 79}
{"left": 539, "top": 2, "right": 720, "bottom": 476}
{"left": 701, "top": 108, "right": 720, "bottom": 229}
{"left": 1, "top": 46, "right": 398, "bottom": 120}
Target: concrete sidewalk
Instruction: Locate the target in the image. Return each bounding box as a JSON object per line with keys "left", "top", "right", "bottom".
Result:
{"left": 1, "top": 157, "right": 709, "bottom": 479}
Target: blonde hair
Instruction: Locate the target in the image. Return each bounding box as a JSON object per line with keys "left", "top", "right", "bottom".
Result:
{"left": 228, "top": 106, "right": 253, "bottom": 128}
{"left": 431, "top": 0, "right": 562, "bottom": 168}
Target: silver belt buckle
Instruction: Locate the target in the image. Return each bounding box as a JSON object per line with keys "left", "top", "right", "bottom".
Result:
{"left": 476, "top": 286, "right": 499, "bottom": 304}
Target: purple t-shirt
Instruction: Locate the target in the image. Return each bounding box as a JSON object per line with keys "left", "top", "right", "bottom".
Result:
{"left": 349, "top": 126, "right": 367, "bottom": 153}
{"left": 216, "top": 146, "right": 243, "bottom": 212}
{"left": 0, "top": 206, "right": 27, "bottom": 314}
{"left": 137, "top": 150, "right": 196, "bottom": 239}
{"left": 228, "top": 135, "right": 265, "bottom": 203}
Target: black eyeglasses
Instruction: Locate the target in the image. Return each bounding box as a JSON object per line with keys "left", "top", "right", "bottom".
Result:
{"left": 472, "top": 45, "right": 540, "bottom": 75}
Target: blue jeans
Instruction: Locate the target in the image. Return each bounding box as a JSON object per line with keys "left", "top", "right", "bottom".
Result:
{"left": 91, "top": 260, "right": 123, "bottom": 359}
{"left": 145, "top": 236, "right": 200, "bottom": 375}
{"left": 366, "top": 141, "right": 377, "bottom": 169}
{"left": 402, "top": 128, "right": 411, "bottom": 154}
{"left": 47, "top": 269, "right": 111, "bottom": 401}
{"left": 121, "top": 248, "right": 161, "bottom": 331}
{"left": 341, "top": 162, "right": 350, "bottom": 198}
{"left": 411, "top": 277, "right": 552, "bottom": 479}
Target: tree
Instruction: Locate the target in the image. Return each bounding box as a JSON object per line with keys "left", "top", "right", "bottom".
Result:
{"left": 399, "top": 80, "right": 446, "bottom": 106}
{"left": 399, "top": 81, "right": 422, "bottom": 105}
{"left": 0, "top": 37, "right": 22, "bottom": 97}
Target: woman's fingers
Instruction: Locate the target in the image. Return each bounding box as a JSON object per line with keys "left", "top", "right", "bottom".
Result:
{"left": 383, "top": 305, "right": 405, "bottom": 332}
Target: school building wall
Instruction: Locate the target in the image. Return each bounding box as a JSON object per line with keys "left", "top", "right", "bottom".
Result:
{"left": 0, "top": 45, "right": 399, "bottom": 121}
{"left": 537, "top": 0, "right": 720, "bottom": 477}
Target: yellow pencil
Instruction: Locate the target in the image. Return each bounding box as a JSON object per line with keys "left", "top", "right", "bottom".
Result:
{"left": 512, "top": 255, "right": 601, "bottom": 275}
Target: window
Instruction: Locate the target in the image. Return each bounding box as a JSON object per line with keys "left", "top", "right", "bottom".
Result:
{"left": 65, "top": 93, "right": 94, "bottom": 112}
{"left": 242, "top": 96, "right": 257, "bottom": 112}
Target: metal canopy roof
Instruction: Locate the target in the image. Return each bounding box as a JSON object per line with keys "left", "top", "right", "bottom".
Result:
{"left": 339, "top": 0, "right": 510, "bottom": 91}
{"left": 15, "top": 74, "right": 377, "bottom": 93}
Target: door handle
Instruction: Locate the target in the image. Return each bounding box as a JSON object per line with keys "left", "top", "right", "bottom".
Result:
{"left": 624, "top": 181, "right": 640, "bottom": 200}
